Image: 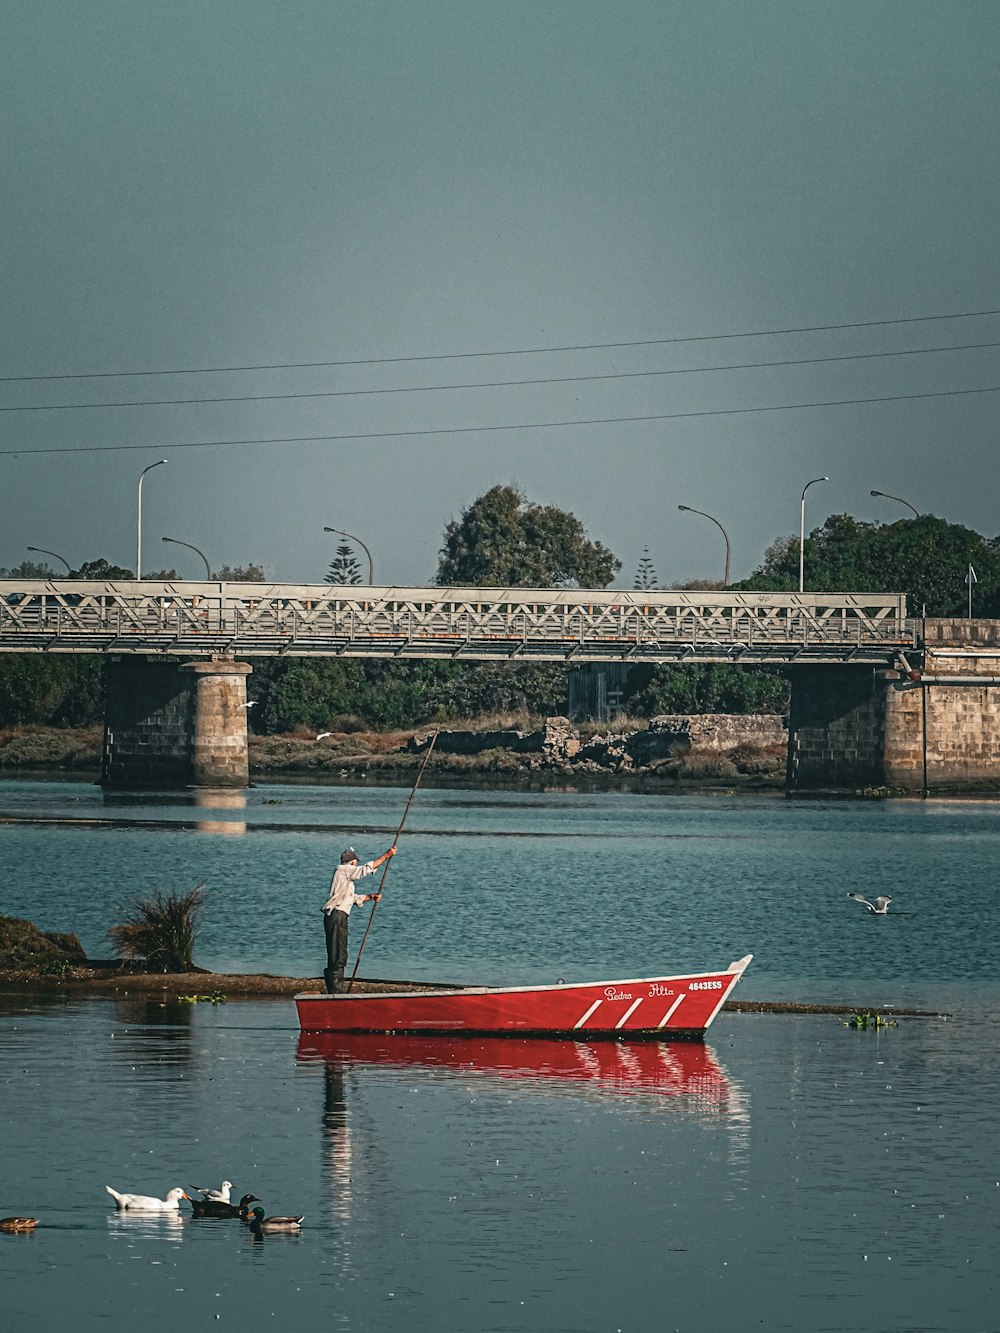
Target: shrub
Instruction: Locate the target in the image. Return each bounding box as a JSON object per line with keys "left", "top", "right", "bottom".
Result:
{"left": 107, "top": 886, "right": 206, "bottom": 972}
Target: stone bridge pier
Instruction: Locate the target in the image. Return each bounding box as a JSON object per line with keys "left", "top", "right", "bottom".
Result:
{"left": 101, "top": 657, "right": 252, "bottom": 789}
{"left": 786, "top": 620, "right": 1000, "bottom": 792}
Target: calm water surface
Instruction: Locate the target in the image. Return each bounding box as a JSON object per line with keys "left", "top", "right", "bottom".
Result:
{"left": 2, "top": 779, "right": 998, "bottom": 1331}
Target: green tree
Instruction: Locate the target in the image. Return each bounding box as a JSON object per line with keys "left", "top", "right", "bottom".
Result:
{"left": 436, "top": 484, "right": 620, "bottom": 588}
{"left": 325, "top": 542, "right": 362, "bottom": 585}
{"left": 634, "top": 548, "right": 658, "bottom": 590}
{"left": 739, "top": 513, "right": 1000, "bottom": 616}
{"left": 72, "top": 557, "right": 135, "bottom": 579}
{"left": 214, "top": 563, "right": 267, "bottom": 581}
{"left": 623, "top": 663, "right": 789, "bottom": 716}
{"left": 0, "top": 560, "right": 56, "bottom": 578}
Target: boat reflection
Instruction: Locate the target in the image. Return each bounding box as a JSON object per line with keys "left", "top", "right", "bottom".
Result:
{"left": 297, "top": 1032, "right": 745, "bottom": 1113}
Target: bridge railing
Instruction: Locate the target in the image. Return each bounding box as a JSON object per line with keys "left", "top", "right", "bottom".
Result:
{"left": 0, "top": 581, "right": 911, "bottom": 663}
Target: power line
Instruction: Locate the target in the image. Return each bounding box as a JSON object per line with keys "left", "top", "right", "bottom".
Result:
{"left": 1, "top": 382, "right": 997, "bottom": 457}
{"left": 4, "top": 339, "right": 998, "bottom": 414}
{"left": 2, "top": 307, "right": 999, "bottom": 384}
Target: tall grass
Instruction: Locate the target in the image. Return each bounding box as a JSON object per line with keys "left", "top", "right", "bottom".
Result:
{"left": 107, "top": 885, "right": 206, "bottom": 973}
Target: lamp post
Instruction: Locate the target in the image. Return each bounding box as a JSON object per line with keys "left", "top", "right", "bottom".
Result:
{"left": 137, "top": 460, "right": 167, "bottom": 579}
{"left": 799, "top": 475, "right": 829, "bottom": 593}
{"left": 162, "top": 535, "right": 211, "bottom": 579}
{"left": 870, "top": 489, "right": 920, "bottom": 518}
{"left": 324, "top": 525, "right": 374, "bottom": 585}
{"left": 677, "top": 505, "right": 731, "bottom": 587}
{"left": 26, "top": 546, "right": 71, "bottom": 575}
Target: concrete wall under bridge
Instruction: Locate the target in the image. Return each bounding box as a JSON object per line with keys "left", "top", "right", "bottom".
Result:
{"left": 101, "top": 657, "right": 252, "bottom": 789}
{"left": 787, "top": 620, "right": 1000, "bottom": 792}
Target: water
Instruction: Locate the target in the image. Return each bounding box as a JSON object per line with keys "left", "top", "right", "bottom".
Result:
{"left": 2, "top": 778, "right": 999, "bottom": 1330}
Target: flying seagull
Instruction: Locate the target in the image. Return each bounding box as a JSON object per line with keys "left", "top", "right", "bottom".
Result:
{"left": 848, "top": 892, "right": 892, "bottom": 914}
{"left": 316, "top": 732, "right": 332, "bottom": 741}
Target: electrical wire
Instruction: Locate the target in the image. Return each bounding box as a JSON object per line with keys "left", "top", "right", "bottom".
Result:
{"left": 1, "top": 382, "right": 997, "bottom": 457}
{"left": 1, "top": 306, "right": 999, "bottom": 384}
{"left": 3, "top": 339, "right": 998, "bottom": 414}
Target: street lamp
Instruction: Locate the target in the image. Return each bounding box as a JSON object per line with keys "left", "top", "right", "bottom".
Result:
{"left": 324, "top": 525, "right": 374, "bottom": 585}
{"left": 162, "top": 535, "right": 211, "bottom": 579}
{"left": 26, "top": 546, "right": 71, "bottom": 575}
{"left": 137, "top": 459, "right": 167, "bottom": 579}
{"left": 870, "top": 489, "right": 920, "bottom": 518}
{"left": 677, "top": 505, "right": 731, "bottom": 587}
{"left": 799, "top": 476, "right": 829, "bottom": 593}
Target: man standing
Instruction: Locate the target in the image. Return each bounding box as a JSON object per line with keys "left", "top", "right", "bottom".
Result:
{"left": 323, "top": 844, "right": 397, "bottom": 993}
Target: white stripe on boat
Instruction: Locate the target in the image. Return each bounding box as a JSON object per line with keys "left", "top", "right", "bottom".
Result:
{"left": 657, "top": 994, "right": 686, "bottom": 1027}
{"left": 574, "top": 999, "right": 602, "bottom": 1029}
{"left": 615, "top": 998, "right": 644, "bottom": 1029}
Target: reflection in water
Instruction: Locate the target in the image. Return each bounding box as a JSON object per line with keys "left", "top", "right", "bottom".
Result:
{"left": 106, "top": 1210, "right": 186, "bottom": 1238}
{"left": 298, "top": 1032, "right": 747, "bottom": 1116}
{"left": 108, "top": 997, "right": 195, "bottom": 1068}
{"left": 322, "top": 1060, "right": 355, "bottom": 1227}
{"left": 192, "top": 788, "right": 247, "bottom": 836}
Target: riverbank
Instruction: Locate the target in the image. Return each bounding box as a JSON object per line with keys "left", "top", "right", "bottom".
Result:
{"left": 0, "top": 964, "right": 945, "bottom": 1018}
{"left": 0, "top": 717, "right": 787, "bottom": 790}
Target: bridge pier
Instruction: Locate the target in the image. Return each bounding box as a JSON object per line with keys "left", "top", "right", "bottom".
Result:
{"left": 101, "top": 657, "right": 252, "bottom": 789}
{"left": 787, "top": 620, "right": 1000, "bottom": 792}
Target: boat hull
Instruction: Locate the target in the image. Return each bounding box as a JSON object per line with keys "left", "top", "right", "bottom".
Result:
{"left": 294, "top": 954, "right": 752, "bottom": 1039}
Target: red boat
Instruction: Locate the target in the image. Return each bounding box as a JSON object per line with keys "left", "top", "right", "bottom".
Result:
{"left": 294, "top": 954, "right": 752, "bottom": 1040}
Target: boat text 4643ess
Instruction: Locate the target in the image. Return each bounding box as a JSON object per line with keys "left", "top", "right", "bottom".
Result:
{"left": 295, "top": 955, "right": 753, "bottom": 1040}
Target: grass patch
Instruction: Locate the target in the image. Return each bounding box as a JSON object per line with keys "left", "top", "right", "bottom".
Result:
{"left": 107, "top": 885, "right": 206, "bottom": 973}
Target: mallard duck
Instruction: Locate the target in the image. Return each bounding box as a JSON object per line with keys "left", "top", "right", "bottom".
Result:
{"left": 249, "top": 1207, "right": 303, "bottom": 1234}
{"left": 190, "top": 1192, "right": 259, "bottom": 1219}
{"left": 189, "top": 1180, "right": 232, "bottom": 1203}
{"left": 105, "top": 1186, "right": 189, "bottom": 1211}
{"left": 0, "top": 1216, "right": 38, "bottom": 1232}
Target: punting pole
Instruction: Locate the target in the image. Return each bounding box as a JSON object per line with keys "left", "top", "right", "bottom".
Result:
{"left": 346, "top": 730, "right": 438, "bottom": 991}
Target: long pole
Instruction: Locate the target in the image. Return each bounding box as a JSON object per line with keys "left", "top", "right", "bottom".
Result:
{"left": 677, "top": 505, "right": 731, "bottom": 586}
{"left": 347, "top": 731, "right": 438, "bottom": 990}
{"left": 798, "top": 475, "right": 829, "bottom": 593}
{"left": 137, "top": 460, "right": 167, "bottom": 579}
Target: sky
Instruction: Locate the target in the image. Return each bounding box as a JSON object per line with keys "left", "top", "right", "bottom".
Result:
{"left": 2, "top": 1, "right": 999, "bottom": 588}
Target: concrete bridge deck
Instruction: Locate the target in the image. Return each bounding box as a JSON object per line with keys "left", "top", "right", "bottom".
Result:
{"left": 0, "top": 581, "right": 911, "bottom": 665}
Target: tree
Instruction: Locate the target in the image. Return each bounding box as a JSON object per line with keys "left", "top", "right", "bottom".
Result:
{"left": 214, "top": 563, "right": 267, "bottom": 582}
{"left": 0, "top": 560, "right": 55, "bottom": 578}
{"left": 436, "top": 484, "right": 620, "bottom": 588}
{"left": 71, "top": 557, "right": 135, "bottom": 579}
{"left": 325, "top": 542, "right": 362, "bottom": 585}
{"left": 634, "top": 548, "right": 658, "bottom": 590}
{"left": 738, "top": 513, "right": 1000, "bottom": 616}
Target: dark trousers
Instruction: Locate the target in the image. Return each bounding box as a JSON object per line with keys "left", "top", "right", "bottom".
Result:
{"left": 323, "top": 909, "right": 350, "bottom": 993}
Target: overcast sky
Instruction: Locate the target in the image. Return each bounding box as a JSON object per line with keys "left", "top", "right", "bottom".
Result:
{"left": 2, "top": 1, "right": 998, "bottom": 586}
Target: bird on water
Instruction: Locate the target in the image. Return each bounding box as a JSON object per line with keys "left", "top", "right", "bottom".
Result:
{"left": 249, "top": 1207, "right": 304, "bottom": 1234}
{"left": 190, "top": 1192, "right": 259, "bottom": 1219}
{"left": 106, "top": 1186, "right": 189, "bottom": 1211}
{"left": 848, "top": 893, "right": 892, "bottom": 914}
{"left": 188, "top": 1180, "right": 233, "bottom": 1203}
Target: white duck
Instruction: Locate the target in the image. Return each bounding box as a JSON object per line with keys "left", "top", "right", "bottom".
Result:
{"left": 188, "top": 1181, "right": 233, "bottom": 1203}
{"left": 106, "top": 1186, "right": 189, "bottom": 1211}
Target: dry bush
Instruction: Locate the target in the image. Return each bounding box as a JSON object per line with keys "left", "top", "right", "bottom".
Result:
{"left": 107, "top": 886, "right": 206, "bottom": 973}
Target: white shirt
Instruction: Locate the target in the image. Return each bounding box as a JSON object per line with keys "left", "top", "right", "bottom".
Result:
{"left": 323, "top": 860, "right": 377, "bottom": 915}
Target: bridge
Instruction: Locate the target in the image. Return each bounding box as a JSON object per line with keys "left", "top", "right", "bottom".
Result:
{"left": 9, "top": 581, "right": 993, "bottom": 798}
{"left": 0, "top": 581, "right": 912, "bottom": 664}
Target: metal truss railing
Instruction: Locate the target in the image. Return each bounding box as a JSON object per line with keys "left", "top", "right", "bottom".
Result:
{"left": 0, "top": 581, "right": 911, "bottom": 664}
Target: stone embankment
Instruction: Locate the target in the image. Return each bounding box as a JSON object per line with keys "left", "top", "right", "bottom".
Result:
{"left": 0, "top": 715, "right": 788, "bottom": 787}
{"left": 405, "top": 714, "right": 787, "bottom": 783}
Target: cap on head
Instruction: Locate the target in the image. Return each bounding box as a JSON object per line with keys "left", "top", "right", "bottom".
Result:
{"left": 340, "top": 847, "right": 358, "bottom": 864}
